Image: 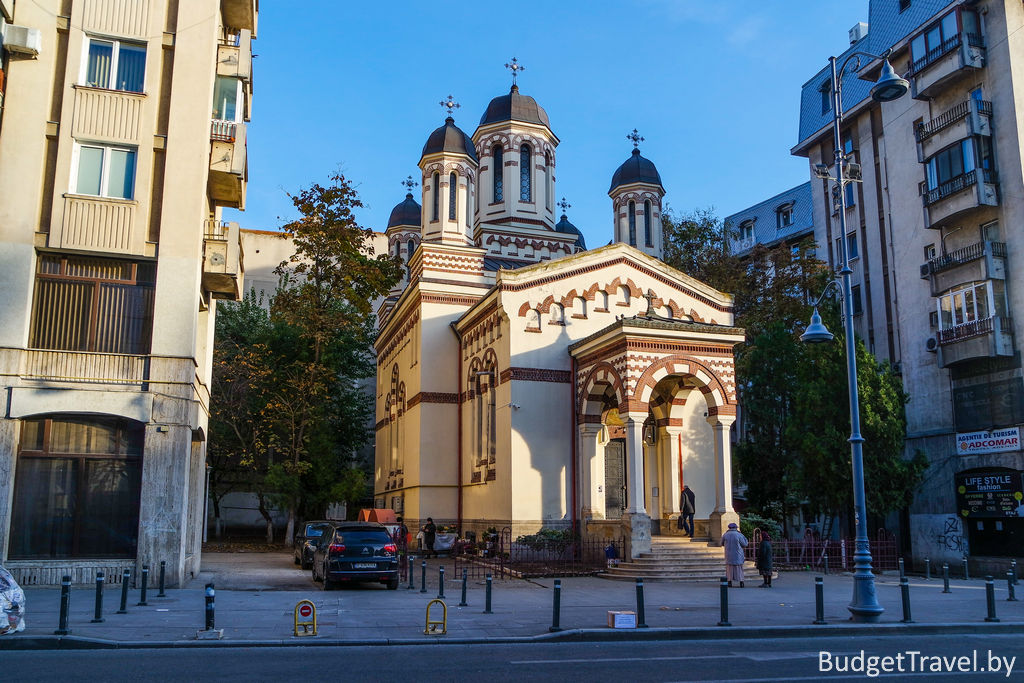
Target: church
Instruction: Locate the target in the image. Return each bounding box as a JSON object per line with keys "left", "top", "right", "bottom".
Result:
{"left": 373, "top": 70, "right": 744, "bottom": 557}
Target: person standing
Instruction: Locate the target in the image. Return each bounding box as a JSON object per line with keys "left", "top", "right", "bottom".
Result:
{"left": 422, "top": 517, "right": 437, "bottom": 558}
{"left": 756, "top": 531, "right": 773, "bottom": 588}
{"left": 679, "top": 484, "right": 696, "bottom": 538}
{"left": 393, "top": 516, "right": 410, "bottom": 572}
{"left": 722, "top": 522, "right": 748, "bottom": 587}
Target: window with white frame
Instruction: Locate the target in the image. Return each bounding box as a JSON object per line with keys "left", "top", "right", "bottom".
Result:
{"left": 777, "top": 203, "right": 795, "bottom": 229}
{"left": 738, "top": 219, "right": 754, "bottom": 242}
{"left": 212, "top": 76, "right": 243, "bottom": 122}
{"left": 73, "top": 143, "right": 137, "bottom": 199}
{"left": 937, "top": 280, "right": 1007, "bottom": 330}
{"left": 83, "top": 37, "right": 146, "bottom": 92}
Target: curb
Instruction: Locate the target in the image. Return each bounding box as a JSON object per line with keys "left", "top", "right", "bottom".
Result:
{"left": 3, "top": 622, "right": 1024, "bottom": 650}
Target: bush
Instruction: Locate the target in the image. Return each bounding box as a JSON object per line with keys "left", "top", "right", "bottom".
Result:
{"left": 515, "top": 527, "right": 575, "bottom": 550}
{"left": 740, "top": 513, "right": 782, "bottom": 540}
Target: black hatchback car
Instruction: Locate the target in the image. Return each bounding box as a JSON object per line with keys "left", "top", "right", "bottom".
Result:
{"left": 311, "top": 522, "right": 399, "bottom": 590}
{"left": 293, "top": 521, "right": 332, "bottom": 570}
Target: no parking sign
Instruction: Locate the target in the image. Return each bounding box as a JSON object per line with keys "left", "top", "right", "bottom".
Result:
{"left": 294, "top": 599, "right": 317, "bottom": 637}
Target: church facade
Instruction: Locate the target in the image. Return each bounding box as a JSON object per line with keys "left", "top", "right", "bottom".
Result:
{"left": 373, "top": 82, "right": 743, "bottom": 556}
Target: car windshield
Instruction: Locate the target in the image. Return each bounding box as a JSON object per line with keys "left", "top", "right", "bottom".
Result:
{"left": 338, "top": 531, "right": 391, "bottom": 544}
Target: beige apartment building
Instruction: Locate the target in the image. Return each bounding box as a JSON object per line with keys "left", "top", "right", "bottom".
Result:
{"left": 793, "top": 0, "right": 1024, "bottom": 568}
{"left": 0, "top": 0, "right": 253, "bottom": 585}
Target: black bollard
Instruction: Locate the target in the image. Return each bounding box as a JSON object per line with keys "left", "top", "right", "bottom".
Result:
{"left": 635, "top": 578, "right": 648, "bottom": 628}
{"left": 549, "top": 579, "right": 562, "bottom": 632}
{"left": 157, "top": 561, "right": 167, "bottom": 598}
{"left": 137, "top": 564, "right": 149, "bottom": 606}
{"left": 420, "top": 560, "right": 427, "bottom": 594}
{"left": 1007, "top": 572, "right": 1018, "bottom": 602}
{"left": 942, "top": 563, "right": 951, "bottom": 593}
{"left": 813, "top": 576, "right": 826, "bottom": 625}
{"left": 91, "top": 571, "right": 105, "bottom": 623}
{"left": 717, "top": 577, "right": 731, "bottom": 627}
{"left": 205, "top": 583, "right": 216, "bottom": 630}
{"left": 824, "top": 553, "right": 829, "bottom": 575}
{"left": 407, "top": 555, "right": 415, "bottom": 590}
{"left": 438, "top": 566, "right": 446, "bottom": 599}
{"left": 459, "top": 568, "right": 468, "bottom": 607}
{"left": 963, "top": 556, "right": 970, "bottom": 581}
{"left": 985, "top": 576, "right": 999, "bottom": 622}
{"left": 55, "top": 575, "right": 72, "bottom": 635}
{"left": 900, "top": 576, "right": 913, "bottom": 623}
{"left": 898, "top": 557, "right": 905, "bottom": 579}
{"left": 925, "top": 558, "right": 931, "bottom": 581}
{"left": 116, "top": 569, "right": 130, "bottom": 614}
{"left": 484, "top": 573, "right": 493, "bottom": 614}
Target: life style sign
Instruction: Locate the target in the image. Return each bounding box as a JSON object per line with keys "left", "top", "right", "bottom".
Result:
{"left": 956, "top": 468, "right": 1024, "bottom": 518}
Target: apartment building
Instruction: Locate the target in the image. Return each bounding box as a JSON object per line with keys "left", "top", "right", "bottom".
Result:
{"left": 0, "top": 0, "right": 253, "bottom": 585}
{"left": 793, "top": 0, "right": 1024, "bottom": 568}
{"left": 725, "top": 182, "right": 816, "bottom": 259}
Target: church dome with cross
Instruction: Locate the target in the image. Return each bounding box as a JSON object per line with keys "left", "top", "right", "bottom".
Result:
{"left": 478, "top": 58, "right": 551, "bottom": 129}
{"left": 554, "top": 198, "right": 587, "bottom": 251}
{"left": 420, "top": 116, "right": 477, "bottom": 162}
{"left": 610, "top": 133, "right": 664, "bottom": 193}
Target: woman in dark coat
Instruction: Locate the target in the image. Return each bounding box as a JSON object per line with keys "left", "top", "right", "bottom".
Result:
{"left": 756, "top": 532, "right": 774, "bottom": 587}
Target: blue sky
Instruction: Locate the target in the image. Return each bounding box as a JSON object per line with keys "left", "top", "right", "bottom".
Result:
{"left": 229, "top": 1, "right": 867, "bottom": 248}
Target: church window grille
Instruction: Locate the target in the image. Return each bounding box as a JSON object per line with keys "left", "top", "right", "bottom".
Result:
{"left": 520, "top": 144, "right": 532, "bottom": 202}
{"left": 449, "top": 172, "right": 457, "bottom": 221}
{"left": 432, "top": 172, "right": 440, "bottom": 222}
{"left": 628, "top": 201, "right": 637, "bottom": 246}
{"left": 644, "top": 200, "right": 653, "bottom": 247}
{"left": 493, "top": 146, "right": 504, "bottom": 202}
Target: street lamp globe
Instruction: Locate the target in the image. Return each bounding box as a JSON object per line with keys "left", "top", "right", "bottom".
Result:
{"left": 870, "top": 59, "right": 910, "bottom": 102}
{"left": 800, "top": 307, "right": 834, "bottom": 344}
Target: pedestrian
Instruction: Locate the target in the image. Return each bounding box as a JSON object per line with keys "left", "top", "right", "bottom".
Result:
{"left": 679, "top": 484, "right": 696, "bottom": 538}
{"left": 422, "top": 517, "right": 437, "bottom": 558}
{"left": 393, "top": 516, "right": 410, "bottom": 571}
{"left": 756, "top": 531, "right": 773, "bottom": 588}
{"left": 722, "top": 522, "right": 748, "bottom": 587}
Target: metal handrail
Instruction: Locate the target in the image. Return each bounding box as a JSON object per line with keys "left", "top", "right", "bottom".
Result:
{"left": 210, "top": 119, "right": 237, "bottom": 142}
{"left": 923, "top": 171, "right": 976, "bottom": 206}
{"left": 911, "top": 33, "right": 961, "bottom": 75}
{"left": 924, "top": 240, "right": 1006, "bottom": 275}
{"left": 937, "top": 315, "right": 995, "bottom": 344}
{"left": 916, "top": 100, "right": 987, "bottom": 142}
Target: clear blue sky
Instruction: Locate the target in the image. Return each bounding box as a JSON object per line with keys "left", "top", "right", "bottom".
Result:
{"left": 228, "top": 1, "right": 867, "bottom": 248}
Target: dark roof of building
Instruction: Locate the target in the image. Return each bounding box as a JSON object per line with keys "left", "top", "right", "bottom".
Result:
{"left": 609, "top": 148, "right": 663, "bottom": 193}
{"left": 387, "top": 193, "right": 421, "bottom": 229}
{"left": 483, "top": 256, "right": 534, "bottom": 272}
{"left": 421, "top": 117, "right": 478, "bottom": 161}
{"left": 724, "top": 181, "right": 814, "bottom": 256}
{"left": 479, "top": 85, "right": 551, "bottom": 128}
{"left": 554, "top": 213, "right": 587, "bottom": 250}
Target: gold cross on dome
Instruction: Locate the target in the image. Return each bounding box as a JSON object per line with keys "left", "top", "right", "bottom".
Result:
{"left": 505, "top": 57, "right": 526, "bottom": 86}
{"left": 557, "top": 197, "right": 571, "bottom": 214}
{"left": 627, "top": 129, "right": 645, "bottom": 149}
{"left": 401, "top": 176, "right": 418, "bottom": 193}
{"left": 440, "top": 95, "right": 460, "bottom": 118}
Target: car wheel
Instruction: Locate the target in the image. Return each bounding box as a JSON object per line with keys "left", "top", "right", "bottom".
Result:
{"left": 312, "top": 563, "right": 322, "bottom": 582}
{"left": 386, "top": 578, "right": 399, "bottom": 590}
{"left": 294, "top": 555, "right": 300, "bottom": 566}
{"left": 323, "top": 575, "right": 335, "bottom": 591}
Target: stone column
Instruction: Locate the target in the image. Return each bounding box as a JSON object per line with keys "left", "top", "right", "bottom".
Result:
{"left": 707, "top": 413, "right": 739, "bottom": 545}
{"left": 663, "top": 426, "right": 684, "bottom": 526}
{"left": 623, "top": 413, "right": 651, "bottom": 557}
{"left": 578, "top": 423, "right": 605, "bottom": 520}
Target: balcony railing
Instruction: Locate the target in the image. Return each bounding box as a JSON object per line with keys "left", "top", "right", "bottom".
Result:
{"left": 22, "top": 349, "right": 149, "bottom": 384}
{"left": 923, "top": 172, "right": 976, "bottom": 207}
{"left": 915, "top": 99, "right": 992, "bottom": 142}
{"left": 210, "top": 119, "right": 237, "bottom": 142}
{"left": 911, "top": 34, "right": 961, "bottom": 75}
{"left": 937, "top": 316, "right": 997, "bottom": 345}
{"left": 924, "top": 240, "right": 1006, "bottom": 276}
{"left": 204, "top": 218, "right": 229, "bottom": 240}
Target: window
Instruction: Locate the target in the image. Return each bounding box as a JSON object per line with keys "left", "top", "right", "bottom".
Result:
{"left": 29, "top": 254, "right": 156, "bottom": 355}
{"left": 73, "top": 143, "right": 136, "bottom": 199}
{"left": 212, "top": 76, "right": 242, "bottom": 122}
{"left": 628, "top": 201, "right": 637, "bottom": 246}
{"left": 926, "top": 138, "right": 976, "bottom": 190}
{"left": 544, "top": 151, "right": 552, "bottom": 210}
{"left": 644, "top": 200, "right": 653, "bottom": 247}
{"left": 83, "top": 37, "right": 145, "bottom": 92}
{"left": 9, "top": 415, "right": 143, "bottom": 559}
{"left": 492, "top": 145, "right": 504, "bottom": 202}
{"left": 846, "top": 232, "right": 859, "bottom": 260}
{"left": 739, "top": 220, "right": 754, "bottom": 241}
{"left": 777, "top": 203, "right": 795, "bottom": 229}
{"left": 431, "top": 172, "right": 440, "bottom": 222}
{"left": 820, "top": 80, "right": 832, "bottom": 115}
{"left": 520, "top": 144, "right": 532, "bottom": 201}
{"left": 851, "top": 285, "right": 863, "bottom": 316}
{"left": 924, "top": 244, "right": 937, "bottom": 260}
{"left": 448, "top": 172, "right": 457, "bottom": 221}
{"left": 981, "top": 221, "right": 1000, "bottom": 242}
{"left": 937, "top": 280, "right": 1006, "bottom": 329}
{"left": 910, "top": 10, "right": 965, "bottom": 70}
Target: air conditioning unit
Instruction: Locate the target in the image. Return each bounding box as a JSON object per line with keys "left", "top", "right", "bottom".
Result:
{"left": 920, "top": 263, "right": 931, "bottom": 279}
{"left": 849, "top": 22, "right": 869, "bottom": 45}
{"left": 925, "top": 336, "right": 939, "bottom": 353}
{"left": 1, "top": 23, "right": 42, "bottom": 56}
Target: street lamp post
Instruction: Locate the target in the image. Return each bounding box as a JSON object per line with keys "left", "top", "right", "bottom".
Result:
{"left": 801, "top": 50, "right": 909, "bottom": 623}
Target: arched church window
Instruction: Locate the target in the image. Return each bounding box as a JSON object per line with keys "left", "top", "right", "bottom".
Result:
{"left": 596, "top": 290, "right": 609, "bottom": 310}
{"left": 493, "top": 145, "right": 504, "bottom": 202}
{"left": 487, "top": 374, "right": 496, "bottom": 463}
{"left": 618, "top": 285, "right": 631, "bottom": 306}
{"left": 574, "top": 296, "right": 587, "bottom": 318}
{"left": 549, "top": 303, "right": 564, "bottom": 325}
{"left": 628, "top": 200, "right": 637, "bottom": 246}
{"left": 644, "top": 200, "right": 653, "bottom": 247}
{"left": 432, "top": 172, "right": 440, "bottom": 222}
{"left": 449, "top": 172, "right": 457, "bottom": 221}
{"left": 544, "top": 151, "right": 552, "bottom": 210}
{"left": 520, "top": 144, "right": 532, "bottom": 202}
{"left": 526, "top": 309, "right": 540, "bottom": 331}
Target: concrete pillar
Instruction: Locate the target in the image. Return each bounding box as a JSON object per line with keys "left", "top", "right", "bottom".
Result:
{"left": 0, "top": 418, "right": 19, "bottom": 561}
{"left": 578, "top": 423, "right": 605, "bottom": 519}
{"left": 663, "top": 426, "right": 684, "bottom": 521}
{"left": 623, "top": 413, "right": 651, "bottom": 558}
{"left": 136, "top": 424, "right": 192, "bottom": 587}
{"left": 707, "top": 414, "right": 739, "bottom": 545}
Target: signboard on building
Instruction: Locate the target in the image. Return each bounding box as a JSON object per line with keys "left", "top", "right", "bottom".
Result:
{"left": 953, "top": 377, "right": 1024, "bottom": 432}
{"left": 955, "top": 468, "right": 1024, "bottom": 518}
{"left": 956, "top": 427, "right": 1021, "bottom": 455}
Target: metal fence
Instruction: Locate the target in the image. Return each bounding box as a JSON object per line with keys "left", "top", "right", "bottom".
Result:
{"left": 452, "top": 527, "right": 622, "bottom": 579}
{"left": 744, "top": 528, "right": 899, "bottom": 573}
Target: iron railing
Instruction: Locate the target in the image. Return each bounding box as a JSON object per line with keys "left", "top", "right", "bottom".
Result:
{"left": 744, "top": 528, "right": 898, "bottom": 572}
{"left": 916, "top": 100, "right": 977, "bottom": 142}
{"left": 210, "top": 119, "right": 237, "bottom": 142}
{"left": 923, "top": 240, "right": 1005, "bottom": 276}
{"left": 937, "top": 315, "right": 998, "bottom": 345}
{"left": 923, "top": 171, "right": 976, "bottom": 206}
{"left": 451, "top": 527, "right": 623, "bottom": 579}
{"left": 911, "top": 33, "right": 961, "bottom": 75}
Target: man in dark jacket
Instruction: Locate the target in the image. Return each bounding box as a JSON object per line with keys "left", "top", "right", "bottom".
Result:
{"left": 679, "top": 485, "right": 696, "bottom": 538}
{"left": 756, "top": 532, "right": 774, "bottom": 587}
{"left": 422, "top": 517, "right": 437, "bottom": 558}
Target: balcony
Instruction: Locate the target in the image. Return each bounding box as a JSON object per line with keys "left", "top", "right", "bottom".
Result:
{"left": 937, "top": 316, "right": 1014, "bottom": 368}
{"left": 922, "top": 168, "right": 998, "bottom": 230}
{"left": 920, "top": 240, "right": 1006, "bottom": 296}
{"left": 911, "top": 32, "right": 985, "bottom": 100}
{"left": 220, "top": 0, "right": 257, "bottom": 35}
{"left": 203, "top": 219, "right": 244, "bottom": 300}
{"left": 208, "top": 119, "right": 247, "bottom": 209}
{"left": 216, "top": 29, "right": 252, "bottom": 82}
{"left": 916, "top": 98, "right": 991, "bottom": 161}
{"left": 21, "top": 349, "right": 149, "bottom": 385}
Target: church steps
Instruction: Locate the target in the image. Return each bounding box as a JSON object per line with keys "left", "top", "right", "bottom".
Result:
{"left": 598, "top": 535, "right": 757, "bottom": 582}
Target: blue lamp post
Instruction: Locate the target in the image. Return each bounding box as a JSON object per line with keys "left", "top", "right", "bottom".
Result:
{"left": 801, "top": 50, "right": 909, "bottom": 623}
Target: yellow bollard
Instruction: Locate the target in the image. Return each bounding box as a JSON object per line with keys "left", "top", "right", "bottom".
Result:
{"left": 294, "top": 599, "right": 317, "bottom": 637}
{"left": 424, "top": 599, "right": 447, "bottom": 635}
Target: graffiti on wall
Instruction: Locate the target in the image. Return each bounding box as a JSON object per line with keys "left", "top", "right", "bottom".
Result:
{"left": 910, "top": 513, "right": 967, "bottom": 563}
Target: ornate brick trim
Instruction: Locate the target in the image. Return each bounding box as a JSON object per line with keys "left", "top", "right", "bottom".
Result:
{"left": 407, "top": 392, "right": 459, "bottom": 408}
{"left": 499, "top": 367, "right": 572, "bottom": 384}
{"left": 421, "top": 293, "right": 483, "bottom": 306}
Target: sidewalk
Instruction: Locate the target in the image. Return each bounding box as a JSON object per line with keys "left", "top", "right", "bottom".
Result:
{"left": 4, "top": 552, "right": 1024, "bottom": 649}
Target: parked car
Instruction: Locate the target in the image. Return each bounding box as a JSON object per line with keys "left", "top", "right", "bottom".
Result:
{"left": 294, "top": 521, "right": 332, "bottom": 570}
{"left": 311, "top": 522, "right": 399, "bottom": 590}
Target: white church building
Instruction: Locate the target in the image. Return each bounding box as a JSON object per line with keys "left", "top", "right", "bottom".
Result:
{"left": 373, "top": 80, "right": 744, "bottom": 557}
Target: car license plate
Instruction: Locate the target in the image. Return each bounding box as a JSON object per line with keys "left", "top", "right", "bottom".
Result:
{"left": 353, "top": 563, "right": 376, "bottom": 569}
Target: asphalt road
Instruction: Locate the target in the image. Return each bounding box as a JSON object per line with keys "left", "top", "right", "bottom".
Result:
{"left": 6, "top": 633, "right": 1024, "bottom": 682}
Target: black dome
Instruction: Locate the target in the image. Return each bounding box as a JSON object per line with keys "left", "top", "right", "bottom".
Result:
{"left": 555, "top": 213, "right": 586, "bottom": 251}
{"left": 479, "top": 85, "right": 550, "bottom": 128}
{"left": 421, "top": 117, "right": 477, "bottom": 161}
{"left": 387, "top": 193, "right": 421, "bottom": 229}
{"left": 609, "top": 148, "right": 663, "bottom": 193}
